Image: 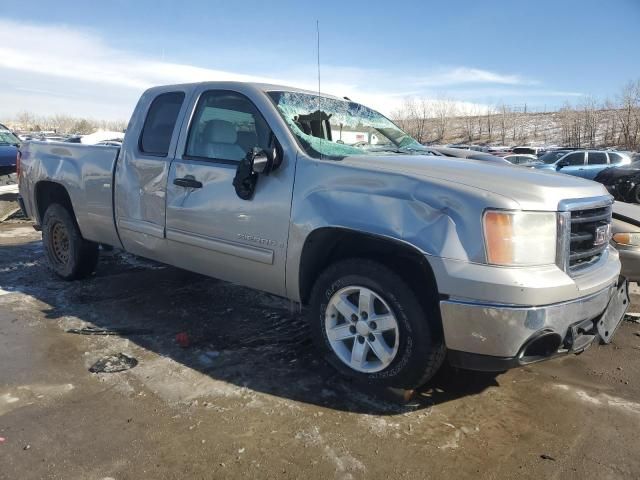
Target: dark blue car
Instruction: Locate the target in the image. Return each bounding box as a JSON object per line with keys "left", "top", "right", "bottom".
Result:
{"left": 0, "top": 123, "right": 20, "bottom": 175}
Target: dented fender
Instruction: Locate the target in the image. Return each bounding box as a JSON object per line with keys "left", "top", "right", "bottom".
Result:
{"left": 285, "top": 154, "right": 519, "bottom": 301}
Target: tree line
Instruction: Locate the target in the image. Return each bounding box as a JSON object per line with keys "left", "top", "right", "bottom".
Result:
{"left": 5, "top": 112, "right": 127, "bottom": 135}
{"left": 392, "top": 79, "right": 640, "bottom": 150}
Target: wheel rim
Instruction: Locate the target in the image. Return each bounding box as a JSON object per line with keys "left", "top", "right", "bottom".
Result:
{"left": 50, "top": 222, "right": 70, "bottom": 265}
{"left": 325, "top": 286, "right": 400, "bottom": 373}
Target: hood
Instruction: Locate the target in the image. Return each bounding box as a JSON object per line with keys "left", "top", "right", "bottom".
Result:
{"left": 0, "top": 144, "right": 17, "bottom": 166}
{"left": 341, "top": 154, "right": 610, "bottom": 211}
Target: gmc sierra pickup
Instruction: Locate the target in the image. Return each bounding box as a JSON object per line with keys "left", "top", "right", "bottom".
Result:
{"left": 18, "top": 82, "right": 629, "bottom": 388}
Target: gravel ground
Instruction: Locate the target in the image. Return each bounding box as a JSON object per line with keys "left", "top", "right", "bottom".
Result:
{"left": 1, "top": 219, "right": 640, "bottom": 480}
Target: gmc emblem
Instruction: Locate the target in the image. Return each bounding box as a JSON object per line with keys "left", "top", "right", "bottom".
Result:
{"left": 594, "top": 225, "right": 610, "bottom": 246}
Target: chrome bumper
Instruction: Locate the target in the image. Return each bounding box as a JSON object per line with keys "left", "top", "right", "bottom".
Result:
{"left": 441, "top": 279, "right": 628, "bottom": 370}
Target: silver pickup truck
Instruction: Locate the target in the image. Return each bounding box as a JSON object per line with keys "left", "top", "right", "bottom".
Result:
{"left": 18, "top": 82, "right": 629, "bottom": 389}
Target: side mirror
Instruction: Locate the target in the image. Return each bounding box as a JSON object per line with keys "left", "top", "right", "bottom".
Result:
{"left": 251, "top": 148, "right": 273, "bottom": 175}
{"left": 556, "top": 160, "right": 568, "bottom": 169}
{"left": 251, "top": 141, "right": 282, "bottom": 175}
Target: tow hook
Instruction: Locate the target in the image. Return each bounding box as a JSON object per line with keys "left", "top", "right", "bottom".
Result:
{"left": 565, "top": 318, "right": 596, "bottom": 354}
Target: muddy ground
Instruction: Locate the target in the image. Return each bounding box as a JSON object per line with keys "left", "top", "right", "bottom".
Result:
{"left": 1, "top": 209, "right": 640, "bottom": 479}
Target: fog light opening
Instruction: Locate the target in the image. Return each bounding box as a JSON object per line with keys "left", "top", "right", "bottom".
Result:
{"left": 519, "top": 331, "right": 563, "bottom": 364}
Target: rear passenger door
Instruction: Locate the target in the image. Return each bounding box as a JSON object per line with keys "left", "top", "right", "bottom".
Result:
{"left": 114, "top": 89, "right": 190, "bottom": 260}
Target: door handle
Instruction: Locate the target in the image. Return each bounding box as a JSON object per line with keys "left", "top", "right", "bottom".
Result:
{"left": 173, "top": 176, "right": 203, "bottom": 189}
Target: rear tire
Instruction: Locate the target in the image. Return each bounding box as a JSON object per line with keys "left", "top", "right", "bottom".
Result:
{"left": 307, "top": 259, "right": 446, "bottom": 389}
{"left": 42, "top": 203, "right": 99, "bottom": 280}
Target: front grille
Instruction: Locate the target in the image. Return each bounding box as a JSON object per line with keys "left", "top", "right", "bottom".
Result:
{"left": 568, "top": 205, "right": 611, "bottom": 271}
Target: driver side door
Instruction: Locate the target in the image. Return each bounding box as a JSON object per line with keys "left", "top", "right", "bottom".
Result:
{"left": 557, "top": 152, "right": 586, "bottom": 176}
{"left": 164, "top": 88, "right": 295, "bottom": 297}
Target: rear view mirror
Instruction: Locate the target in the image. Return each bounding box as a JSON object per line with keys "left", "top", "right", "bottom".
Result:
{"left": 251, "top": 148, "right": 273, "bottom": 174}
{"left": 251, "top": 135, "right": 282, "bottom": 175}
{"left": 232, "top": 146, "right": 280, "bottom": 200}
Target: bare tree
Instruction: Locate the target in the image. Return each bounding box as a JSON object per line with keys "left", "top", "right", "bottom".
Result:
{"left": 498, "top": 104, "right": 512, "bottom": 145}
{"left": 433, "top": 98, "right": 456, "bottom": 142}
{"left": 617, "top": 79, "right": 640, "bottom": 150}
{"left": 14, "top": 111, "right": 35, "bottom": 131}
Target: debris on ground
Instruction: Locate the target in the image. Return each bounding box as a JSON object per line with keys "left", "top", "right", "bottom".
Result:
{"left": 624, "top": 313, "right": 640, "bottom": 324}
{"left": 0, "top": 437, "right": 5, "bottom": 444}
{"left": 175, "top": 332, "right": 190, "bottom": 348}
{"left": 197, "top": 350, "right": 221, "bottom": 366}
{"left": 540, "top": 454, "right": 556, "bottom": 461}
{"left": 89, "top": 353, "right": 138, "bottom": 373}
{"left": 66, "top": 326, "right": 153, "bottom": 336}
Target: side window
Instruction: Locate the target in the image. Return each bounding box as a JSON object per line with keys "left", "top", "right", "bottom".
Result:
{"left": 185, "top": 90, "right": 270, "bottom": 162}
{"left": 139, "top": 92, "right": 185, "bottom": 156}
{"left": 587, "top": 152, "right": 607, "bottom": 165}
{"left": 562, "top": 152, "right": 585, "bottom": 166}
{"left": 608, "top": 152, "right": 624, "bottom": 164}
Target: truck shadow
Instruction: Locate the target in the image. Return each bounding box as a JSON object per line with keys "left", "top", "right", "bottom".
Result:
{"left": 0, "top": 237, "right": 499, "bottom": 415}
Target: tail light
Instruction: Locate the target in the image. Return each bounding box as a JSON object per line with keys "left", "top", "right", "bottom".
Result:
{"left": 16, "top": 150, "right": 21, "bottom": 177}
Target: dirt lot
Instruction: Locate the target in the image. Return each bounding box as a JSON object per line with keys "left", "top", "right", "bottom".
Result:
{"left": 1, "top": 213, "right": 640, "bottom": 479}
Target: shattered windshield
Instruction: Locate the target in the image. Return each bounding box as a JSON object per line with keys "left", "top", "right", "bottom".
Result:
{"left": 268, "top": 91, "right": 426, "bottom": 160}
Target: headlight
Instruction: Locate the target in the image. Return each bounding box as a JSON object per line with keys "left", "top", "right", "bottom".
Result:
{"left": 483, "top": 210, "right": 557, "bottom": 266}
{"left": 612, "top": 232, "right": 640, "bottom": 247}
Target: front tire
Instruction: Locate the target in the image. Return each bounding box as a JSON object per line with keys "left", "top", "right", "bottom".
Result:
{"left": 42, "top": 203, "right": 99, "bottom": 280}
{"left": 307, "top": 259, "right": 446, "bottom": 389}
{"left": 627, "top": 184, "right": 640, "bottom": 204}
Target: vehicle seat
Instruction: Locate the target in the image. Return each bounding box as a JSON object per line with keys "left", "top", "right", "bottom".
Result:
{"left": 197, "top": 120, "right": 246, "bottom": 161}
{"left": 236, "top": 130, "right": 258, "bottom": 155}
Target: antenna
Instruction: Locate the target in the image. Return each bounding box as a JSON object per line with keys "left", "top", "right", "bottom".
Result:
{"left": 316, "top": 20, "right": 321, "bottom": 112}
{"left": 316, "top": 19, "right": 324, "bottom": 160}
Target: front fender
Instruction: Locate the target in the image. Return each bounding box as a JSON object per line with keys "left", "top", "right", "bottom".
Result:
{"left": 285, "top": 156, "right": 515, "bottom": 300}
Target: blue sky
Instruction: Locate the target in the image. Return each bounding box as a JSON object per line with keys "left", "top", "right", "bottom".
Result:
{"left": 0, "top": 0, "right": 638, "bottom": 120}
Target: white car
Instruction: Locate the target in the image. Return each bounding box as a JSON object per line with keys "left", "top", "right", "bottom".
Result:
{"left": 504, "top": 154, "right": 540, "bottom": 165}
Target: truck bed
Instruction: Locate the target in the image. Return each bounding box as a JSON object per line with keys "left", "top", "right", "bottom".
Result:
{"left": 19, "top": 141, "right": 121, "bottom": 247}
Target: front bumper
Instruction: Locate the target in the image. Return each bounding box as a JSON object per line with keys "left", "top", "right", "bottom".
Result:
{"left": 442, "top": 278, "right": 629, "bottom": 371}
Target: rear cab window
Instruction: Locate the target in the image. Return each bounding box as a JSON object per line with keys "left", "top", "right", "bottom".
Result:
{"left": 608, "top": 152, "right": 624, "bottom": 164}
{"left": 139, "top": 92, "right": 186, "bottom": 156}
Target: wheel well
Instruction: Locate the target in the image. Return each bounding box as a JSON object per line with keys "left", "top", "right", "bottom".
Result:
{"left": 299, "top": 227, "right": 442, "bottom": 339}
{"left": 35, "top": 181, "right": 75, "bottom": 223}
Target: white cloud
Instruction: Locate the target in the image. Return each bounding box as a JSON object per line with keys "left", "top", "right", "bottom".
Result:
{"left": 0, "top": 18, "right": 553, "bottom": 121}
{"left": 412, "top": 67, "right": 531, "bottom": 87}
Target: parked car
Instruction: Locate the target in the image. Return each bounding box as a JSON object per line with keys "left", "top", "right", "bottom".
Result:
{"left": 594, "top": 160, "right": 640, "bottom": 202}
{"left": 0, "top": 123, "right": 21, "bottom": 175}
{"left": 534, "top": 149, "right": 632, "bottom": 179}
{"left": 504, "top": 154, "right": 540, "bottom": 165}
{"left": 612, "top": 201, "right": 640, "bottom": 282}
{"left": 430, "top": 146, "right": 512, "bottom": 164}
{"left": 486, "top": 146, "right": 512, "bottom": 157}
{"left": 18, "top": 81, "right": 628, "bottom": 388}
{"left": 512, "top": 146, "right": 546, "bottom": 157}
